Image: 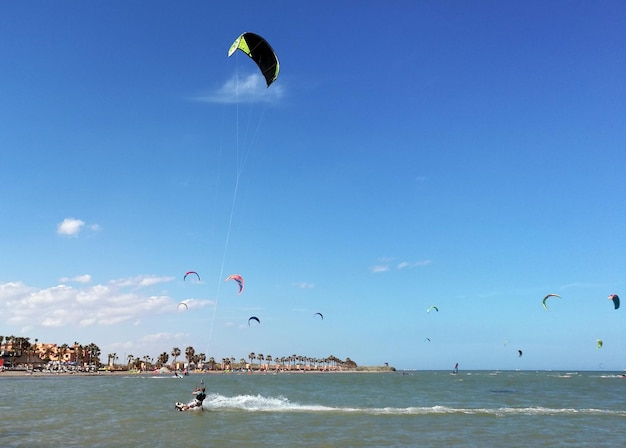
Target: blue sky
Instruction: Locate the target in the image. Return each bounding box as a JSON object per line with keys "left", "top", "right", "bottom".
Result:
{"left": 1, "top": 1, "right": 625, "bottom": 371}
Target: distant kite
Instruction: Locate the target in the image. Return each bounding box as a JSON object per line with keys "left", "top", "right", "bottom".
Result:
{"left": 427, "top": 305, "right": 439, "bottom": 313}
{"left": 248, "top": 316, "right": 260, "bottom": 326}
{"left": 313, "top": 312, "right": 324, "bottom": 320}
{"left": 596, "top": 339, "right": 603, "bottom": 349}
{"left": 518, "top": 350, "right": 523, "bottom": 357}
{"left": 225, "top": 274, "right": 244, "bottom": 294}
{"left": 542, "top": 293, "right": 561, "bottom": 311}
{"left": 177, "top": 302, "right": 188, "bottom": 311}
{"left": 608, "top": 294, "right": 620, "bottom": 310}
{"left": 184, "top": 271, "right": 200, "bottom": 282}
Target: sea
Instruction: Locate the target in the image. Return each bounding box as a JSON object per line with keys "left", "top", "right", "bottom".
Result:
{"left": 1, "top": 370, "right": 625, "bottom": 447}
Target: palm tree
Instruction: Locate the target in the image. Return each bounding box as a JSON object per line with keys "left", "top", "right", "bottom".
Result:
{"left": 107, "top": 353, "right": 118, "bottom": 368}
{"left": 185, "top": 346, "right": 195, "bottom": 369}
{"left": 195, "top": 353, "right": 206, "bottom": 370}
{"left": 86, "top": 343, "right": 101, "bottom": 367}
{"left": 248, "top": 352, "right": 256, "bottom": 370}
{"left": 127, "top": 354, "right": 135, "bottom": 369}
{"left": 43, "top": 345, "right": 54, "bottom": 363}
{"left": 73, "top": 342, "right": 84, "bottom": 369}
{"left": 171, "top": 347, "right": 181, "bottom": 371}
{"left": 58, "top": 343, "right": 69, "bottom": 366}
{"left": 257, "top": 353, "right": 264, "bottom": 371}
{"left": 142, "top": 355, "right": 151, "bottom": 371}
{"left": 24, "top": 338, "right": 33, "bottom": 364}
{"left": 344, "top": 357, "right": 357, "bottom": 368}
{"left": 157, "top": 352, "right": 169, "bottom": 367}
{"left": 16, "top": 337, "right": 31, "bottom": 365}
{"left": 266, "top": 355, "right": 273, "bottom": 370}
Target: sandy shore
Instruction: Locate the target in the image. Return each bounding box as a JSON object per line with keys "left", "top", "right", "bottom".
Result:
{"left": 0, "top": 369, "right": 129, "bottom": 378}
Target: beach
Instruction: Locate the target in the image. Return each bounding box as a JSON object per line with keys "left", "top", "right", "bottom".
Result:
{"left": 0, "top": 365, "right": 395, "bottom": 378}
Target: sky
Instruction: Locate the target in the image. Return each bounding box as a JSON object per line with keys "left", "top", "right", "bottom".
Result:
{"left": 1, "top": 1, "right": 625, "bottom": 371}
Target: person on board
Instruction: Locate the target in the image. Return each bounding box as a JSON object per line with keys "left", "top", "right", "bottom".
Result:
{"left": 183, "top": 386, "right": 206, "bottom": 410}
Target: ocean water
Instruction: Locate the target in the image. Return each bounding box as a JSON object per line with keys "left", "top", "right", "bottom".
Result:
{"left": 1, "top": 370, "right": 625, "bottom": 447}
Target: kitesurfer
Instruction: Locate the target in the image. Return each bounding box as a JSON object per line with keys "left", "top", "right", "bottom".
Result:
{"left": 182, "top": 386, "right": 206, "bottom": 411}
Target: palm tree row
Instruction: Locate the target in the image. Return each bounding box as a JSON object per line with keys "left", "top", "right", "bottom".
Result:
{"left": 224, "top": 352, "right": 356, "bottom": 371}
{"left": 2, "top": 336, "right": 357, "bottom": 372}
{"left": 113, "top": 348, "right": 356, "bottom": 372}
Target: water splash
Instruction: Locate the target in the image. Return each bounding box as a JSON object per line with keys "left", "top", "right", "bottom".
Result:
{"left": 202, "top": 393, "right": 626, "bottom": 417}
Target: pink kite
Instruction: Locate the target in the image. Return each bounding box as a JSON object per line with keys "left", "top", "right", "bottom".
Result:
{"left": 225, "top": 274, "right": 244, "bottom": 294}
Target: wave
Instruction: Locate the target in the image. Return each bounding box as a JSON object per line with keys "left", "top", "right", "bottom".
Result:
{"left": 202, "top": 393, "right": 626, "bottom": 416}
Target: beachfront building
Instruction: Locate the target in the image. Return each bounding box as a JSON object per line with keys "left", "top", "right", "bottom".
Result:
{"left": 0, "top": 336, "right": 101, "bottom": 370}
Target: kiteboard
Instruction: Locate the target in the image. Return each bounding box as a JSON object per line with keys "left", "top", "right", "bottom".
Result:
{"left": 174, "top": 401, "right": 203, "bottom": 412}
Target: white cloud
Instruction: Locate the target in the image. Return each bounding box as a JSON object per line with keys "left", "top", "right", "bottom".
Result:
{"left": 59, "top": 274, "right": 92, "bottom": 284}
{"left": 57, "top": 218, "right": 85, "bottom": 236}
{"left": 192, "top": 73, "right": 284, "bottom": 104}
{"left": 371, "top": 258, "right": 431, "bottom": 273}
{"left": 56, "top": 218, "right": 101, "bottom": 237}
{"left": 109, "top": 275, "right": 175, "bottom": 289}
{"left": 292, "top": 282, "right": 314, "bottom": 289}
{"left": 397, "top": 260, "right": 431, "bottom": 269}
{"left": 139, "top": 332, "right": 189, "bottom": 345}
{"left": 0, "top": 276, "right": 215, "bottom": 330}
{"left": 177, "top": 298, "right": 214, "bottom": 310}
{"left": 0, "top": 281, "right": 34, "bottom": 299}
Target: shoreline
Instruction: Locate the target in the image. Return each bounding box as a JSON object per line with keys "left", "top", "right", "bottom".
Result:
{"left": 0, "top": 366, "right": 396, "bottom": 378}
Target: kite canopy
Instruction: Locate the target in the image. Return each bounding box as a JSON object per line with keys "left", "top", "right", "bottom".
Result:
{"left": 596, "top": 339, "right": 603, "bottom": 349}
{"left": 177, "top": 302, "right": 188, "bottom": 311}
{"left": 225, "top": 274, "right": 244, "bottom": 294}
{"left": 427, "top": 305, "right": 439, "bottom": 313}
{"left": 608, "top": 294, "right": 620, "bottom": 310}
{"left": 313, "top": 312, "right": 324, "bottom": 320}
{"left": 228, "top": 32, "right": 280, "bottom": 87}
{"left": 184, "top": 271, "right": 200, "bottom": 282}
{"left": 542, "top": 293, "right": 561, "bottom": 311}
{"left": 248, "top": 316, "right": 260, "bottom": 326}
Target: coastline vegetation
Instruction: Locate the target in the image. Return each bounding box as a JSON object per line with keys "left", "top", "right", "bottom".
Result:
{"left": 0, "top": 335, "right": 393, "bottom": 373}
